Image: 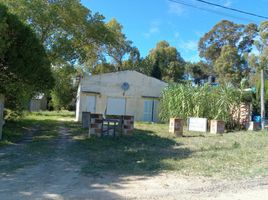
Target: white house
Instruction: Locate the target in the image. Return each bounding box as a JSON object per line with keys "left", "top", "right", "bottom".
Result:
{"left": 76, "top": 70, "right": 167, "bottom": 122}
{"left": 29, "top": 93, "right": 47, "bottom": 112}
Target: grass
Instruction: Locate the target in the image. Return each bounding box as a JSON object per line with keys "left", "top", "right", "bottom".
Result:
{"left": 0, "top": 111, "right": 73, "bottom": 145}
{"left": 1, "top": 111, "right": 268, "bottom": 179}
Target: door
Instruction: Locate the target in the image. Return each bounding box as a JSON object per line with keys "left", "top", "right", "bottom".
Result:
{"left": 143, "top": 100, "right": 154, "bottom": 122}
{"left": 107, "top": 97, "right": 126, "bottom": 115}
{"left": 143, "top": 99, "right": 159, "bottom": 122}
{"left": 85, "top": 95, "right": 96, "bottom": 113}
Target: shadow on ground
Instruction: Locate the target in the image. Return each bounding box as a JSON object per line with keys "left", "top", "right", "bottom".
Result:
{"left": 66, "top": 124, "right": 192, "bottom": 176}
{"left": 0, "top": 115, "right": 193, "bottom": 200}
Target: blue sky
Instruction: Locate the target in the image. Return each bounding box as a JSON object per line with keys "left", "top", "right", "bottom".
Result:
{"left": 81, "top": 0, "right": 268, "bottom": 62}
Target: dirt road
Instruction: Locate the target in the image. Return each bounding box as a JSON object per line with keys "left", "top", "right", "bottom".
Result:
{"left": 0, "top": 125, "right": 268, "bottom": 200}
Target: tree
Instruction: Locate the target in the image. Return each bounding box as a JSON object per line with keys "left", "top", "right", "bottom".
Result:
{"left": 1, "top": 0, "right": 115, "bottom": 68}
{"left": 91, "top": 63, "right": 116, "bottom": 75}
{"left": 122, "top": 47, "right": 142, "bottom": 71}
{"left": 147, "top": 41, "right": 185, "bottom": 82}
{"left": 0, "top": 4, "right": 54, "bottom": 111}
{"left": 248, "top": 21, "right": 268, "bottom": 119}
{"left": 214, "top": 45, "right": 247, "bottom": 86}
{"left": 105, "top": 18, "right": 134, "bottom": 70}
{"left": 198, "top": 20, "right": 257, "bottom": 85}
{"left": 248, "top": 21, "right": 268, "bottom": 72}
{"left": 185, "top": 61, "right": 212, "bottom": 85}
{"left": 199, "top": 20, "right": 257, "bottom": 64}
{"left": 151, "top": 59, "right": 162, "bottom": 79}
{"left": 0, "top": 0, "right": 120, "bottom": 110}
{"left": 50, "top": 65, "right": 76, "bottom": 110}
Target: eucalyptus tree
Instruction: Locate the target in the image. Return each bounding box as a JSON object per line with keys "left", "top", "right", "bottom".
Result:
{"left": 104, "top": 18, "right": 135, "bottom": 71}
{"left": 248, "top": 21, "right": 268, "bottom": 72}
{"left": 185, "top": 61, "right": 212, "bottom": 85}
{"left": 199, "top": 20, "right": 258, "bottom": 85}
{"left": 147, "top": 41, "right": 185, "bottom": 82}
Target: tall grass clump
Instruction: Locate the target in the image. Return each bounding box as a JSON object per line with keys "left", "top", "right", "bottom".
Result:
{"left": 159, "top": 84, "right": 243, "bottom": 126}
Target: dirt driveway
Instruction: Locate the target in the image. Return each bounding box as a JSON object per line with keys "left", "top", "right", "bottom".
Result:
{"left": 0, "top": 124, "right": 268, "bottom": 200}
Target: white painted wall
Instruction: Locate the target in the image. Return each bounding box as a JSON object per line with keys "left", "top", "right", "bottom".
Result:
{"left": 76, "top": 71, "right": 167, "bottom": 122}
{"left": 106, "top": 97, "right": 126, "bottom": 115}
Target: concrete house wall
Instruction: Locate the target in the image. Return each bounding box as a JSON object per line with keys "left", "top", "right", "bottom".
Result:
{"left": 76, "top": 70, "right": 167, "bottom": 122}
{"left": 29, "top": 94, "right": 47, "bottom": 112}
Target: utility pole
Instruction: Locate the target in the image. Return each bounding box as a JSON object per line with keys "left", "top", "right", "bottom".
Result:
{"left": 261, "top": 69, "right": 265, "bottom": 130}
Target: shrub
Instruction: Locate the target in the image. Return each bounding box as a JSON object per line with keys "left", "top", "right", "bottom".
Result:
{"left": 159, "top": 84, "right": 244, "bottom": 127}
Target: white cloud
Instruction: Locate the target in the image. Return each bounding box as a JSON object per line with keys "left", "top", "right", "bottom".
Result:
{"left": 223, "top": 0, "right": 232, "bottom": 7}
{"left": 174, "top": 32, "right": 180, "bottom": 39}
{"left": 180, "top": 40, "right": 198, "bottom": 52}
{"left": 143, "top": 21, "right": 160, "bottom": 38}
{"left": 189, "top": 54, "right": 201, "bottom": 62}
{"left": 167, "top": 1, "right": 184, "bottom": 16}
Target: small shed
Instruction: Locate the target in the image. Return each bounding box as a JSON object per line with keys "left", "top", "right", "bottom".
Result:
{"left": 0, "top": 94, "right": 4, "bottom": 140}
{"left": 76, "top": 70, "right": 167, "bottom": 122}
{"left": 29, "top": 93, "right": 47, "bottom": 112}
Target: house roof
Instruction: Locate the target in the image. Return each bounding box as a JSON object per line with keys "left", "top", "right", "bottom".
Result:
{"left": 84, "top": 70, "right": 167, "bottom": 85}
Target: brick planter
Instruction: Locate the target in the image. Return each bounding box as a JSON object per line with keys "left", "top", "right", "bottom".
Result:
{"left": 88, "top": 113, "right": 103, "bottom": 137}
{"left": 122, "top": 115, "right": 134, "bottom": 135}
{"left": 169, "top": 118, "right": 183, "bottom": 136}
{"left": 210, "top": 120, "right": 225, "bottom": 134}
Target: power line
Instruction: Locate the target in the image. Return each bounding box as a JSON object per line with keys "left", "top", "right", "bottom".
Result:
{"left": 168, "top": 0, "right": 257, "bottom": 23}
{"left": 194, "top": 0, "right": 268, "bottom": 20}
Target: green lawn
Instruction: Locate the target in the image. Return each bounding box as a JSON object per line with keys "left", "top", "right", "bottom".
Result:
{"left": 1, "top": 111, "right": 268, "bottom": 179}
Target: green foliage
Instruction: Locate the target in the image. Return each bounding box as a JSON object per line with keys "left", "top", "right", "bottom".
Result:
{"left": 151, "top": 60, "right": 162, "bottom": 79}
{"left": 0, "top": 4, "right": 54, "bottom": 112}
{"left": 146, "top": 41, "right": 185, "bottom": 82}
{"left": 104, "top": 18, "right": 138, "bottom": 71}
{"left": 253, "top": 78, "right": 268, "bottom": 114}
{"left": 214, "top": 45, "right": 247, "bottom": 86}
{"left": 248, "top": 21, "right": 268, "bottom": 71}
{"left": 50, "top": 65, "right": 76, "bottom": 110}
{"left": 199, "top": 20, "right": 257, "bottom": 85}
{"left": 122, "top": 47, "right": 142, "bottom": 70}
{"left": 3, "top": 111, "right": 268, "bottom": 178}
{"left": 185, "top": 61, "right": 212, "bottom": 84}
{"left": 159, "top": 84, "right": 243, "bottom": 125}
{"left": 1, "top": 0, "right": 116, "bottom": 69}
{"left": 199, "top": 20, "right": 257, "bottom": 64}
{"left": 91, "top": 63, "right": 116, "bottom": 75}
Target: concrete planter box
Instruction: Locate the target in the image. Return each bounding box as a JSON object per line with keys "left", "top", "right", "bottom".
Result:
{"left": 82, "top": 112, "right": 91, "bottom": 128}
{"left": 210, "top": 120, "right": 225, "bottom": 134}
{"left": 169, "top": 118, "right": 183, "bottom": 136}
{"left": 247, "top": 121, "right": 260, "bottom": 131}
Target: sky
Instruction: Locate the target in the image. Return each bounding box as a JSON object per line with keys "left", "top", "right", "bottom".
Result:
{"left": 81, "top": 0, "right": 268, "bottom": 62}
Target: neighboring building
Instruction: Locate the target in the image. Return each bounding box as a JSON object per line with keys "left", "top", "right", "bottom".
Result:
{"left": 0, "top": 94, "right": 4, "bottom": 140}
{"left": 76, "top": 70, "right": 167, "bottom": 122}
{"left": 29, "top": 93, "right": 47, "bottom": 112}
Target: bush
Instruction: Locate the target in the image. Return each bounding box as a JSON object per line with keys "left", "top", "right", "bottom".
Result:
{"left": 159, "top": 84, "right": 244, "bottom": 127}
